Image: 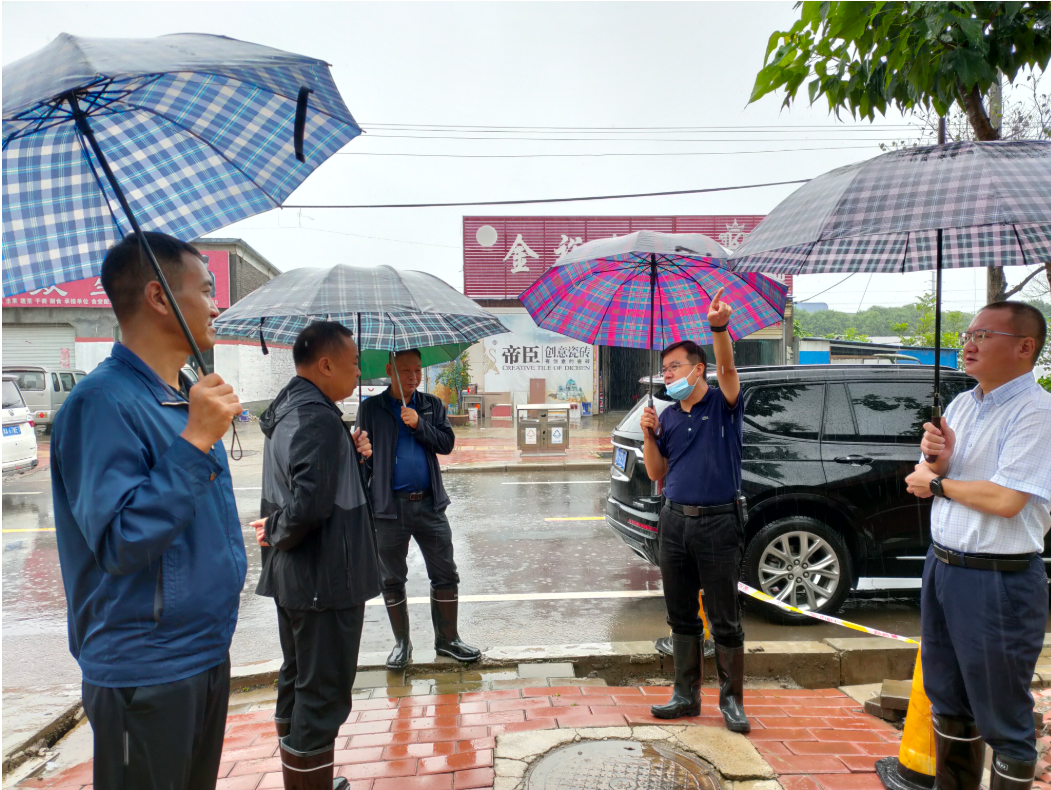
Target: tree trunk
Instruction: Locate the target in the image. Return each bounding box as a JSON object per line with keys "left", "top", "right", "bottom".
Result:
{"left": 959, "top": 81, "right": 1006, "bottom": 304}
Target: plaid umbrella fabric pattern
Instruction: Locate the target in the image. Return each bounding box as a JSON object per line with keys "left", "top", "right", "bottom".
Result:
{"left": 213, "top": 264, "right": 509, "bottom": 379}
{"left": 728, "top": 140, "right": 1051, "bottom": 275}
{"left": 521, "top": 230, "right": 788, "bottom": 349}
{"left": 2, "top": 33, "right": 361, "bottom": 296}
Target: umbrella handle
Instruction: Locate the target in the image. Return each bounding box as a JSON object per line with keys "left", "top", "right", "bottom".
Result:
{"left": 923, "top": 408, "right": 942, "bottom": 464}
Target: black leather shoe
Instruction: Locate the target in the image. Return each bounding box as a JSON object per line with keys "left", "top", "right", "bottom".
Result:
{"left": 279, "top": 736, "right": 348, "bottom": 790}
{"left": 990, "top": 753, "right": 1037, "bottom": 790}
{"left": 651, "top": 633, "right": 702, "bottom": 719}
{"left": 932, "top": 714, "right": 985, "bottom": 790}
{"left": 715, "top": 644, "right": 750, "bottom": 733}
{"left": 431, "top": 587, "right": 481, "bottom": 662}
{"left": 383, "top": 591, "right": 412, "bottom": 670}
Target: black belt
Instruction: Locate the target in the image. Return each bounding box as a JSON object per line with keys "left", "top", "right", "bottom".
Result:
{"left": 394, "top": 489, "right": 431, "bottom": 501}
{"left": 666, "top": 499, "right": 735, "bottom": 518}
{"left": 933, "top": 544, "right": 1036, "bottom": 572}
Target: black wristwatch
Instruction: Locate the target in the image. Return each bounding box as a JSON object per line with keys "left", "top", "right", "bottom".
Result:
{"left": 930, "top": 477, "right": 950, "bottom": 500}
{"left": 710, "top": 323, "right": 729, "bottom": 333}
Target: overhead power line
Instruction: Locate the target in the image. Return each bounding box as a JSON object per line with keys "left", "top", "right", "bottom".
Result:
{"left": 335, "top": 144, "right": 878, "bottom": 159}
{"left": 360, "top": 134, "right": 912, "bottom": 142}
{"left": 359, "top": 122, "right": 919, "bottom": 132}
{"left": 280, "top": 178, "right": 811, "bottom": 209}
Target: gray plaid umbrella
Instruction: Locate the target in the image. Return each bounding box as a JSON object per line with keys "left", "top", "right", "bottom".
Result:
{"left": 213, "top": 263, "right": 509, "bottom": 400}
{"left": 728, "top": 140, "right": 1051, "bottom": 452}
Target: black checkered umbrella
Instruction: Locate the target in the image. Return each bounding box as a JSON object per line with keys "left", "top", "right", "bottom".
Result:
{"left": 728, "top": 140, "right": 1051, "bottom": 452}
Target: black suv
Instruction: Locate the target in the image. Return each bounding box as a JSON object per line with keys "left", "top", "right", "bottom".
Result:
{"left": 605, "top": 364, "right": 1015, "bottom": 622}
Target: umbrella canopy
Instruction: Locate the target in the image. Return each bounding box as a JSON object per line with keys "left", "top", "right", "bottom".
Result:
{"left": 212, "top": 264, "right": 510, "bottom": 380}
{"left": 727, "top": 140, "right": 1051, "bottom": 460}
{"left": 727, "top": 140, "right": 1051, "bottom": 275}
{"left": 2, "top": 32, "right": 361, "bottom": 298}
{"left": 521, "top": 230, "right": 789, "bottom": 350}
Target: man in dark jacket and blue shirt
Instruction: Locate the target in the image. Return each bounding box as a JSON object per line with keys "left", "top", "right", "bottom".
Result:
{"left": 640, "top": 288, "right": 750, "bottom": 733}
{"left": 51, "top": 233, "right": 247, "bottom": 790}
{"left": 251, "top": 321, "right": 379, "bottom": 790}
{"left": 358, "top": 349, "right": 480, "bottom": 670}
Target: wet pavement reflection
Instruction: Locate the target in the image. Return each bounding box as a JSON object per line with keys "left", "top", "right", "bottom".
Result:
{"left": 2, "top": 462, "right": 931, "bottom": 694}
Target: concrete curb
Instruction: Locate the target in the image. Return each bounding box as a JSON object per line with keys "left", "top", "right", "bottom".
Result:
{"left": 440, "top": 460, "right": 610, "bottom": 474}
{"left": 1, "top": 700, "right": 83, "bottom": 778}
{"left": 229, "top": 636, "right": 930, "bottom": 693}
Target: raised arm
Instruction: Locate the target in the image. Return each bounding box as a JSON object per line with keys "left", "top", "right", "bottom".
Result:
{"left": 708, "top": 287, "right": 740, "bottom": 407}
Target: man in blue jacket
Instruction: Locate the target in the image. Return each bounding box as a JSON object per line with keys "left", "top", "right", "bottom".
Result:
{"left": 358, "top": 349, "right": 480, "bottom": 670}
{"left": 51, "top": 232, "right": 247, "bottom": 790}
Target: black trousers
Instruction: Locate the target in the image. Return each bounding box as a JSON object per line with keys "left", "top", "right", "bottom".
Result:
{"left": 275, "top": 603, "right": 365, "bottom": 752}
{"left": 921, "top": 548, "right": 1048, "bottom": 761}
{"left": 82, "top": 656, "right": 230, "bottom": 790}
{"left": 377, "top": 494, "right": 459, "bottom": 595}
{"left": 658, "top": 506, "right": 745, "bottom": 648}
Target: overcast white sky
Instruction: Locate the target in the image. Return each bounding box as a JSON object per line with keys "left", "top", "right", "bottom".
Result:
{"left": 4, "top": 1, "right": 1043, "bottom": 314}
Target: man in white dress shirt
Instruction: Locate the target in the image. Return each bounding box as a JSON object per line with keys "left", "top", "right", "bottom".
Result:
{"left": 906, "top": 301, "right": 1050, "bottom": 790}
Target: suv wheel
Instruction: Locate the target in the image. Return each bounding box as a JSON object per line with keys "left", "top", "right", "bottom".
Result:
{"left": 743, "top": 517, "right": 853, "bottom": 625}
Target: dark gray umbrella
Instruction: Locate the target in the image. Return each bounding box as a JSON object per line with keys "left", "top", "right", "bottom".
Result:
{"left": 213, "top": 263, "right": 509, "bottom": 404}
{"left": 729, "top": 140, "right": 1051, "bottom": 457}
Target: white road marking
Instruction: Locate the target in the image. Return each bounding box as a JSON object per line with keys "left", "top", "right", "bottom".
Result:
{"left": 500, "top": 480, "right": 608, "bottom": 485}
{"left": 364, "top": 590, "right": 665, "bottom": 606}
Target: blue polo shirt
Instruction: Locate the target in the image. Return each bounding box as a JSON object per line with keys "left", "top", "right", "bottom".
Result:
{"left": 656, "top": 386, "right": 744, "bottom": 507}
{"left": 388, "top": 390, "right": 431, "bottom": 492}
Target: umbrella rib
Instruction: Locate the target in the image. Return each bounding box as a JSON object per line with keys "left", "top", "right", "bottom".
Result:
{"left": 74, "top": 130, "right": 127, "bottom": 237}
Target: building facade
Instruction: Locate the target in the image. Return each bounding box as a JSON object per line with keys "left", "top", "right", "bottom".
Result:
{"left": 462, "top": 215, "right": 793, "bottom": 413}
{"left": 2, "top": 238, "right": 282, "bottom": 402}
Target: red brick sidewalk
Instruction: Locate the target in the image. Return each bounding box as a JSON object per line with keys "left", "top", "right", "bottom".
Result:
{"left": 20, "top": 686, "right": 907, "bottom": 790}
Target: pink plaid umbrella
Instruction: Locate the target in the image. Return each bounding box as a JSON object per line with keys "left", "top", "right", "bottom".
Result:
{"left": 521, "top": 230, "right": 788, "bottom": 401}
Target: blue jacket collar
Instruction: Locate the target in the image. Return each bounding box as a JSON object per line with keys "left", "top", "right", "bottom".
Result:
{"left": 111, "top": 343, "right": 187, "bottom": 406}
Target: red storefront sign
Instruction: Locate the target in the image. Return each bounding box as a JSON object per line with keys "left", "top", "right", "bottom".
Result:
{"left": 463, "top": 216, "right": 789, "bottom": 300}
{"left": 2, "top": 250, "right": 231, "bottom": 309}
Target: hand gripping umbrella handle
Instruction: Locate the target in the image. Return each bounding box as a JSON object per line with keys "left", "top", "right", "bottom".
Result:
{"left": 923, "top": 407, "right": 942, "bottom": 464}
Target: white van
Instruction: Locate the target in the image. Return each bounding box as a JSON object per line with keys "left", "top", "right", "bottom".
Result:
{"left": 2, "top": 375, "right": 39, "bottom": 473}
{"left": 2, "top": 366, "right": 87, "bottom": 429}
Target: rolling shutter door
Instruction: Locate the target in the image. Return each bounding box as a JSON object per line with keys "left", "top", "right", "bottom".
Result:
{"left": 2, "top": 324, "right": 76, "bottom": 368}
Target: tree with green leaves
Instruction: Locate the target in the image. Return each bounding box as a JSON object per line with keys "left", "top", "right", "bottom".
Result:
{"left": 750, "top": 2, "right": 1051, "bottom": 302}
{"left": 892, "top": 292, "right": 970, "bottom": 347}
{"left": 436, "top": 351, "right": 472, "bottom": 413}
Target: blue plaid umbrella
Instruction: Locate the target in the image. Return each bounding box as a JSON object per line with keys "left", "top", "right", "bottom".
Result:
{"left": 2, "top": 33, "right": 361, "bottom": 368}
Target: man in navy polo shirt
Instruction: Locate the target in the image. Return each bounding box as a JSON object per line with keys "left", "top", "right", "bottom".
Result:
{"left": 640, "top": 288, "right": 749, "bottom": 732}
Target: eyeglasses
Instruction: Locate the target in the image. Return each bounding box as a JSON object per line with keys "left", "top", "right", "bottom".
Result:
{"left": 958, "top": 329, "right": 1027, "bottom": 345}
{"left": 661, "top": 362, "right": 697, "bottom": 375}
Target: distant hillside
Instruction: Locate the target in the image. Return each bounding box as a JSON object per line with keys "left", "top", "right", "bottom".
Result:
{"left": 795, "top": 300, "right": 1051, "bottom": 339}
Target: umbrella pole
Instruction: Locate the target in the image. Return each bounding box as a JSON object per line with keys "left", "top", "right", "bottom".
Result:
{"left": 924, "top": 229, "right": 944, "bottom": 464}
{"left": 66, "top": 93, "right": 208, "bottom": 373}
{"left": 357, "top": 313, "right": 363, "bottom": 414}
{"left": 649, "top": 253, "right": 657, "bottom": 407}
{"left": 391, "top": 317, "right": 407, "bottom": 408}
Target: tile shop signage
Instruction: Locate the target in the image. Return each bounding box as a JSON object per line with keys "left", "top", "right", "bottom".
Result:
{"left": 462, "top": 215, "right": 792, "bottom": 300}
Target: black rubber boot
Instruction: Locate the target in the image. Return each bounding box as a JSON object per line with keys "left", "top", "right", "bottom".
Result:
{"left": 715, "top": 644, "right": 750, "bottom": 733}
{"left": 656, "top": 635, "right": 714, "bottom": 658}
{"left": 932, "top": 714, "right": 985, "bottom": 790}
{"left": 650, "top": 634, "right": 702, "bottom": 720}
{"left": 990, "top": 753, "right": 1037, "bottom": 790}
{"left": 431, "top": 587, "right": 481, "bottom": 662}
{"left": 384, "top": 591, "right": 412, "bottom": 670}
{"left": 279, "top": 736, "right": 348, "bottom": 790}
{"left": 274, "top": 718, "right": 290, "bottom": 739}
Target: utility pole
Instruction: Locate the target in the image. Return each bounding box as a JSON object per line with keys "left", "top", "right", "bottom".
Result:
{"left": 987, "top": 74, "right": 1007, "bottom": 304}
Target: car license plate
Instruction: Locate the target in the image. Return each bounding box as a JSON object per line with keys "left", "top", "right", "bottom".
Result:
{"left": 614, "top": 447, "right": 628, "bottom": 472}
{"left": 3, "top": 425, "right": 20, "bottom": 436}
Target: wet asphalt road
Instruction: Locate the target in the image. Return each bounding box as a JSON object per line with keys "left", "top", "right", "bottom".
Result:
{"left": 2, "top": 449, "right": 936, "bottom": 692}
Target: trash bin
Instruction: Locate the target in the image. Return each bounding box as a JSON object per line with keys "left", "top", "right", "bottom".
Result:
{"left": 516, "top": 404, "right": 571, "bottom": 457}
{"left": 461, "top": 394, "right": 484, "bottom": 424}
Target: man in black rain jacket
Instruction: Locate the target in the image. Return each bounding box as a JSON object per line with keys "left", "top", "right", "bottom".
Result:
{"left": 252, "top": 321, "right": 379, "bottom": 790}
{"left": 358, "top": 349, "right": 480, "bottom": 670}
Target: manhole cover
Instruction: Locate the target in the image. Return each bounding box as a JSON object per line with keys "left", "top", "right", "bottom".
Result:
{"left": 526, "top": 740, "right": 723, "bottom": 790}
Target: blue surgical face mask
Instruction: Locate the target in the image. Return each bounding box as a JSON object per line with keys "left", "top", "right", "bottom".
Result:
{"left": 665, "top": 366, "right": 698, "bottom": 400}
